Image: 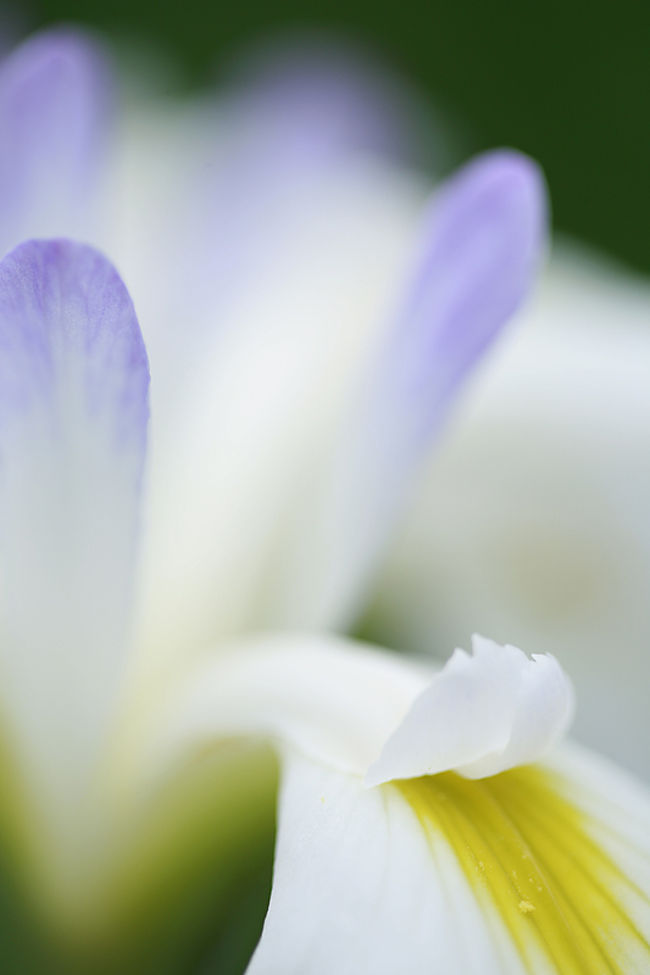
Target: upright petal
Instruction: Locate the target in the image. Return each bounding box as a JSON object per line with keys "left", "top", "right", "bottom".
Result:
{"left": 134, "top": 146, "right": 423, "bottom": 673}
{"left": 132, "top": 41, "right": 420, "bottom": 381}
{"left": 0, "top": 240, "right": 149, "bottom": 824}
{"left": 193, "top": 40, "right": 417, "bottom": 312}
{"left": 0, "top": 29, "right": 110, "bottom": 256}
{"left": 258, "top": 150, "right": 547, "bottom": 629}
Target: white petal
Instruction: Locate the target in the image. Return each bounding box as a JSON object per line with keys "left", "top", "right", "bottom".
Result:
{"left": 247, "top": 751, "right": 527, "bottom": 975}
{"left": 249, "top": 744, "right": 650, "bottom": 974}
{"left": 140, "top": 635, "right": 571, "bottom": 795}
{"left": 255, "top": 152, "right": 546, "bottom": 633}
{"left": 133, "top": 160, "right": 423, "bottom": 679}
{"left": 137, "top": 635, "right": 428, "bottom": 784}
{"left": 366, "top": 635, "right": 574, "bottom": 785}
{"left": 0, "top": 240, "right": 148, "bottom": 816}
{"left": 110, "top": 47, "right": 429, "bottom": 681}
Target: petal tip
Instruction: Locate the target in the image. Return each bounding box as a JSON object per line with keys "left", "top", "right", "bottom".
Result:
{"left": 455, "top": 147, "right": 548, "bottom": 243}
{"left": 0, "top": 237, "right": 149, "bottom": 434}
{"left": 0, "top": 25, "right": 108, "bottom": 86}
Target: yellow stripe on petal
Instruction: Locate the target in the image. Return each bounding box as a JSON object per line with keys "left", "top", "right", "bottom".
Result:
{"left": 398, "top": 766, "right": 650, "bottom": 973}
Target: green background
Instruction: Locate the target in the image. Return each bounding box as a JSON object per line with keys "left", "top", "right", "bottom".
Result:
{"left": 20, "top": 0, "right": 650, "bottom": 276}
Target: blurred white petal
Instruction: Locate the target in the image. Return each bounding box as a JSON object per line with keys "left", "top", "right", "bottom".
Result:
{"left": 133, "top": 156, "right": 425, "bottom": 673}
{"left": 0, "top": 241, "right": 148, "bottom": 827}
{"left": 255, "top": 152, "right": 546, "bottom": 631}
{"left": 137, "top": 635, "right": 428, "bottom": 783}
{"left": 0, "top": 28, "right": 110, "bottom": 256}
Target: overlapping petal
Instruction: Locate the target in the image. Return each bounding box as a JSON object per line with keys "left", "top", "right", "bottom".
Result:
{"left": 139, "top": 636, "right": 429, "bottom": 783}
{"left": 118, "top": 88, "right": 546, "bottom": 691}
{"left": 257, "top": 150, "right": 547, "bottom": 629}
{"left": 134, "top": 142, "right": 423, "bottom": 673}
{"left": 0, "top": 29, "right": 110, "bottom": 256}
{"left": 0, "top": 239, "right": 149, "bottom": 819}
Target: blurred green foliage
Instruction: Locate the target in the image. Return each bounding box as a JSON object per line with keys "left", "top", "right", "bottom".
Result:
{"left": 23, "top": 0, "right": 650, "bottom": 275}
{"left": 0, "top": 739, "right": 277, "bottom": 974}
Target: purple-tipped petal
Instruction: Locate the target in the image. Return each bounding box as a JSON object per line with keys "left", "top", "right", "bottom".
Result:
{"left": 0, "top": 238, "right": 148, "bottom": 445}
{"left": 165, "top": 42, "right": 419, "bottom": 344}
{"left": 388, "top": 150, "right": 546, "bottom": 434}
{"left": 0, "top": 28, "right": 111, "bottom": 257}
{"left": 261, "top": 151, "right": 547, "bottom": 629}
{"left": 223, "top": 39, "right": 418, "bottom": 164}
{"left": 0, "top": 239, "right": 148, "bottom": 809}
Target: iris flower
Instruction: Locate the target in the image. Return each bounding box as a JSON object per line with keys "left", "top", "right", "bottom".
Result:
{"left": 0, "top": 26, "right": 648, "bottom": 974}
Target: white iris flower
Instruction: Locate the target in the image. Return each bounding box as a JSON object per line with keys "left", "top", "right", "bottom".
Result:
{"left": 0, "top": 25, "right": 648, "bottom": 975}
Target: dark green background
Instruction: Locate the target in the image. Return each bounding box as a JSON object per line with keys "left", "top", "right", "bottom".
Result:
{"left": 17, "top": 0, "right": 650, "bottom": 273}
